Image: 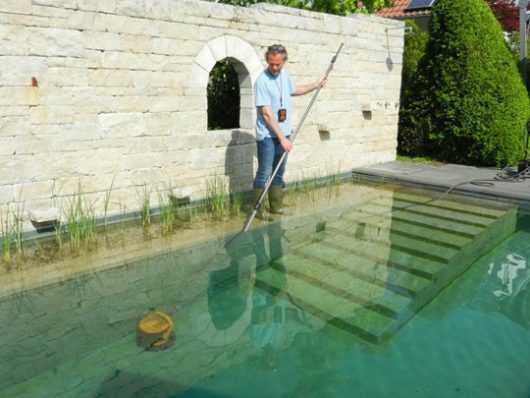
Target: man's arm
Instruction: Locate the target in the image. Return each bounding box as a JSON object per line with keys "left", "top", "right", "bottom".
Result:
{"left": 258, "top": 105, "right": 292, "bottom": 153}
{"left": 292, "top": 76, "right": 327, "bottom": 96}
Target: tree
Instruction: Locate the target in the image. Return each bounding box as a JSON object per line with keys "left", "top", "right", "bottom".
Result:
{"left": 208, "top": 60, "right": 240, "bottom": 130}
{"left": 486, "top": 0, "right": 519, "bottom": 32}
{"left": 399, "top": 0, "right": 529, "bottom": 166}
{"left": 397, "top": 20, "right": 429, "bottom": 155}
{"left": 209, "top": 0, "right": 392, "bottom": 15}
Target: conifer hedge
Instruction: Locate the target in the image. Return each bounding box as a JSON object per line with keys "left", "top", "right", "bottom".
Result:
{"left": 399, "top": 0, "right": 529, "bottom": 166}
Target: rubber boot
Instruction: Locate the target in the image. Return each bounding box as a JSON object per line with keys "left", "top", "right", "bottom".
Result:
{"left": 268, "top": 185, "right": 284, "bottom": 215}
{"left": 252, "top": 188, "right": 271, "bottom": 221}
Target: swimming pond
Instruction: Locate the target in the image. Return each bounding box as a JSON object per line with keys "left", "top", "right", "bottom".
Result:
{"left": 0, "top": 180, "right": 529, "bottom": 398}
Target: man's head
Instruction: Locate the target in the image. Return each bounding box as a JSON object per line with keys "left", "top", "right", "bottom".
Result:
{"left": 265, "top": 44, "right": 287, "bottom": 76}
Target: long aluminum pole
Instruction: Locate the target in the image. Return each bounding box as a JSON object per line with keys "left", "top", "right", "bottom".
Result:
{"left": 242, "top": 43, "right": 344, "bottom": 233}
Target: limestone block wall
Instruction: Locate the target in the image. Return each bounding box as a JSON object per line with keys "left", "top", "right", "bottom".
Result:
{"left": 0, "top": 0, "right": 404, "bottom": 229}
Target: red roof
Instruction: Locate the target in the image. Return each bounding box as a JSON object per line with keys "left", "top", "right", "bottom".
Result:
{"left": 377, "top": 0, "right": 432, "bottom": 19}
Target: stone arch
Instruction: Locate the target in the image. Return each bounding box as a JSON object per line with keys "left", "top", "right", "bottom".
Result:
{"left": 189, "top": 35, "right": 263, "bottom": 129}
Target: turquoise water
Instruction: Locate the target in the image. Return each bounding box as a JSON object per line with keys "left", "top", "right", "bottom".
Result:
{"left": 1, "top": 186, "right": 529, "bottom": 398}
{"left": 179, "top": 229, "right": 530, "bottom": 398}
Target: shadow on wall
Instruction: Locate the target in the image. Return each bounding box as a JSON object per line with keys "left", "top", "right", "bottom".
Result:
{"left": 225, "top": 129, "right": 256, "bottom": 194}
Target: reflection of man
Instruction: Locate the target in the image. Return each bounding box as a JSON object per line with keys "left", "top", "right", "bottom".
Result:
{"left": 211, "top": 220, "right": 312, "bottom": 368}
{"left": 252, "top": 44, "right": 327, "bottom": 220}
{"left": 207, "top": 259, "right": 249, "bottom": 331}
{"left": 247, "top": 222, "right": 313, "bottom": 371}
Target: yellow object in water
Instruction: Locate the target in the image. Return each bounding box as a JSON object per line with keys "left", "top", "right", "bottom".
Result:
{"left": 137, "top": 310, "right": 174, "bottom": 349}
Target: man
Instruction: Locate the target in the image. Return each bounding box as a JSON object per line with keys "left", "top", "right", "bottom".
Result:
{"left": 252, "top": 44, "right": 326, "bottom": 220}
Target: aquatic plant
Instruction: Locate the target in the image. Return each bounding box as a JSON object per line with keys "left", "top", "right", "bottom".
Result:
{"left": 158, "top": 190, "right": 176, "bottom": 236}
{"left": 229, "top": 191, "right": 243, "bottom": 216}
{"left": 169, "top": 194, "right": 194, "bottom": 226}
{"left": 103, "top": 175, "right": 116, "bottom": 233}
{"left": 11, "top": 201, "right": 25, "bottom": 260}
{"left": 138, "top": 184, "right": 152, "bottom": 230}
{"left": 205, "top": 174, "right": 230, "bottom": 220}
{"left": 64, "top": 186, "right": 98, "bottom": 254}
{"left": 0, "top": 207, "right": 12, "bottom": 264}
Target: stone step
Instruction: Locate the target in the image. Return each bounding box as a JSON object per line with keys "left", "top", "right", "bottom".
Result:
{"left": 272, "top": 190, "right": 519, "bottom": 344}
{"left": 255, "top": 265, "right": 396, "bottom": 344}
{"left": 391, "top": 190, "right": 511, "bottom": 219}
{"left": 372, "top": 197, "right": 500, "bottom": 227}
{"left": 277, "top": 254, "right": 411, "bottom": 317}
{"left": 325, "top": 222, "right": 458, "bottom": 263}
{"left": 291, "top": 241, "right": 432, "bottom": 298}
{"left": 344, "top": 202, "right": 486, "bottom": 238}
{"left": 313, "top": 231, "right": 447, "bottom": 280}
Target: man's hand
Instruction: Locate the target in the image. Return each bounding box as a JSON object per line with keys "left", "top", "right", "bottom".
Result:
{"left": 279, "top": 136, "right": 292, "bottom": 153}
{"left": 316, "top": 76, "right": 328, "bottom": 89}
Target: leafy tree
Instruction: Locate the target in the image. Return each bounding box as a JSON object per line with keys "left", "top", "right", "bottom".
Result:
{"left": 486, "top": 0, "right": 519, "bottom": 32}
{"left": 208, "top": 60, "right": 240, "bottom": 130}
{"left": 209, "top": 0, "right": 392, "bottom": 15}
{"left": 400, "top": 0, "right": 529, "bottom": 166}
{"left": 398, "top": 20, "right": 429, "bottom": 155}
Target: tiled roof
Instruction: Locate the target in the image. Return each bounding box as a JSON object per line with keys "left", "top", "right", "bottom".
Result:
{"left": 377, "top": 0, "right": 432, "bottom": 19}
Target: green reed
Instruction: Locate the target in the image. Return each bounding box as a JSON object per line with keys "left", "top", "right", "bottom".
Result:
{"left": 0, "top": 208, "right": 12, "bottom": 264}
{"left": 229, "top": 191, "right": 243, "bottom": 216}
{"left": 138, "top": 184, "right": 152, "bottom": 230}
{"left": 11, "top": 201, "right": 25, "bottom": 260}
{"left": 158, "top": 190, "right": 176, "bottom": 236}
{"left": 103, "top": 175, "right": 116, "bottom": 233}
{"left": 65, "top": 186, "right": 98, "bottom": 254}
{"left": 205, "top": 175, "right": 230, "bottom": 220}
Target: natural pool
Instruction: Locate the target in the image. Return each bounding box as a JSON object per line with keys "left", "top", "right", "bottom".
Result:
{"left": 0, "top": 180, "right": 529, "bottom": 398}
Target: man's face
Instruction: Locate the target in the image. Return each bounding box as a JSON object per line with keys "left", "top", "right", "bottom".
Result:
{"left": 266, "top": 53, "right": 285, "bottom": 76}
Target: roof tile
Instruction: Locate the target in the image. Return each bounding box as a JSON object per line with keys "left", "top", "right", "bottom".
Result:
{"left": 377, "top": 0, "right": 432, "bottom": 18}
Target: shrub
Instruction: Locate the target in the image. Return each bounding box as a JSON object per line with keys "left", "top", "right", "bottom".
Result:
{"left": 400, "top": 0, "right": 529, "bottom": 167}
{"left": 207, "top": 60, "right": 240, "bottom": 130}
{"left": 398, "top": 20, "right": 429, "bottom": 155}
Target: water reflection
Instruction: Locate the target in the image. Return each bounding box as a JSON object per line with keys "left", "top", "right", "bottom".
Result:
{"left": 208, "top": 220, "right": 310, "bottom": 371}
{"left": 487, "top": 252, "right": 529, "bottom": 299}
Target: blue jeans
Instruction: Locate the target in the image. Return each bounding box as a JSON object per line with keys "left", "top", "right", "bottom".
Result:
{"left": 253, "top": 137, "right": 289, "bottom": 189}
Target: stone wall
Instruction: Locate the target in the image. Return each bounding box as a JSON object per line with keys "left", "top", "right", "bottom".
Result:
{"left": 0, "top": 0, "right": 404, "bottom": 230}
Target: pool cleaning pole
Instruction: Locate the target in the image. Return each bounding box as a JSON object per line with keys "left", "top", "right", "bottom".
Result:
{"left": 242, "top": 43, "right": 344, "bottom": 233}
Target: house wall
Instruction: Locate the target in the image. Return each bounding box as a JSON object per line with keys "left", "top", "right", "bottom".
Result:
{"left": 0, "top": 0, "right": 404, "bottom": 229}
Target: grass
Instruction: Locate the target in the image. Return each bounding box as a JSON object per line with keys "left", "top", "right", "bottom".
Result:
{"left": 0, "top": 197, "right": 26, "bottom": 266}
{"left": 0, "top": 170, "right": 347, "bottom": 270}
{"left": 64, "top": 185, "right": 98, "bottom": 255}
{"left": 138, "top": 184, "right": 152, "bottom": 231}
{"left": 103, "top": 176, "right": 116, "bottom": 233}
{"left": 205, "top": 174, "right": 230, "bottom": 220}
{"left": 229, "top": 191, "right": 243, "bottom": 216}
{"left": 396, "top": 155, "right": 444, "bottom": 166}
{"left": 12, "top": 201, "right": 25, "bottom": 260}
{"left": 158, "top": 190, "right": 176, "bottom": 236}
{"left": 1, "top": 208, "right": 13, "bottom": 264}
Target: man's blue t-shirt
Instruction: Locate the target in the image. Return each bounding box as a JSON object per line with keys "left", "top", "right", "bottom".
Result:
{"left": 254, "top": 70, "right": 295, "bottom": 141}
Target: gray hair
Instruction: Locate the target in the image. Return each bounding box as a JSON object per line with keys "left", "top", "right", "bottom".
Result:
{"left": 265, "top": 44, "right": 288, "bottom": 61}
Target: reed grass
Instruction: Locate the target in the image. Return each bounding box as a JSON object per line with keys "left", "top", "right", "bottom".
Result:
{"left": 205, "top": 175, "right": 230, "bottom": 220}
{"left": 103, "top": 175, "right": 116, "bottom": 233}
{"left": 138, "top": 184, "right": 152, "bottom": 230}
{"left": 158, "top": 190, "right": 176, "bottom": 236}
{"left": 0, "top": 208, "right": 12, "bottom": 264}
{"left": 229, "top": 191, "right": 243, "bottom": 216}
{"left": 65, "top": 186, "right": 98, "bottom": 254}
{"left": 11, "top": 201, "right": 25, "bottom": 260}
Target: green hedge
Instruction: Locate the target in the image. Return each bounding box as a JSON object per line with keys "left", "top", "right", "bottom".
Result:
{"left": 398, "top": 20, "right": 429, "bottom": 155}
{"left": 399, "top": 0, "right": 529, "bottom": 167}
